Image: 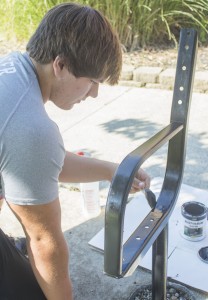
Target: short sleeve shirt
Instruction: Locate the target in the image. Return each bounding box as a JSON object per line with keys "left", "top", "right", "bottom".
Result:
{"left": 0, "top": 52, "right": 65, "bottom": 205}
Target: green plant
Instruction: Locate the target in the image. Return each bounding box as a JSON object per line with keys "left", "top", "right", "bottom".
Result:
{"left": 95, "top": 0, "right": 208, "bottom": 49}
{"left": 0, "top": 0, "right": 63, "bottom": 41}
{"left": 0, "top": 0, "right": 207, "bottom": 48}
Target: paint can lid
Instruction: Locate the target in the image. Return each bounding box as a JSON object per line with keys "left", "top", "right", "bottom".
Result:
{"left": 181, "top": 201, "right": 207, "bottom": 221}
{"left": 198, "top": 247, "right": 208, "bottom": 263}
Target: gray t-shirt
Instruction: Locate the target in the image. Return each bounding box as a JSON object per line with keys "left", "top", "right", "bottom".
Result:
{"left": 0, "top": 52, "right": 65, "bottom": 205}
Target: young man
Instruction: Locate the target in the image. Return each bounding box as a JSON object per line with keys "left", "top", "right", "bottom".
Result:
{"left": 0, "top": 2, "right": 150, "bottom": 299}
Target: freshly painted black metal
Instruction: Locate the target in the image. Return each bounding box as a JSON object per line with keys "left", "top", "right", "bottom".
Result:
{"left": 104, "top": 28, "right": 197, "bottom": 299}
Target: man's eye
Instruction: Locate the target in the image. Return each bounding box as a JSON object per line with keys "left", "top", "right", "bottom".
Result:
{"left": 91, "top": 80, "right": 98, "bottom": 85}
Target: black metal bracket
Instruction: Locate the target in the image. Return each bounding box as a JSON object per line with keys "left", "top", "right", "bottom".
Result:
{"left": 104, "top": 29, "right": 197, "bottom": 300}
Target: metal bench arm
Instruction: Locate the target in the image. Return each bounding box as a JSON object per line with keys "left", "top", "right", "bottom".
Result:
{"left": 104, "top": 28, "right": 197, "bottom": 284}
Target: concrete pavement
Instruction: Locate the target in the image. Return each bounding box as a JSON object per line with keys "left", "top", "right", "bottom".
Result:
{"left": 0, "top": 85, "right": 208, "bottom": 299}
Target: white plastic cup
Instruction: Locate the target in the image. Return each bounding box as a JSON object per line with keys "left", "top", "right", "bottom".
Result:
{"left": 80, "top": 181, "right": 101, "bottom": 218}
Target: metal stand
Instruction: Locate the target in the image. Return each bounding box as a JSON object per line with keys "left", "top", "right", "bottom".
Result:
{"left": 104, "top": 29, "right": 198, "bottom": 300}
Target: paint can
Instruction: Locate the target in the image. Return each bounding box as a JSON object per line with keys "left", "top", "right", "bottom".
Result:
{"left": 181, "top": 201, "right": 207, "bottom": 241}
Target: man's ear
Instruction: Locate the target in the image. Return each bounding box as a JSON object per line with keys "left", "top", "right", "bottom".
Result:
{"left": 53, "top": 56, "right": 65, "bottom": 79}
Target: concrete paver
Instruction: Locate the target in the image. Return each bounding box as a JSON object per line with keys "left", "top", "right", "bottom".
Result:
{"left": 121, "top": 64, "right": 208, "bottom": 93}
{"left": 194, "top": 71, "right": 208, "bottom": 91}
{"left": 0, "top": 85, "right": 208, "bottom": 299}
{"left": 120, "top": 65, "right": 134, "bottom": 81}
{"left": 159, "top": 68, "right": 176, "bottom": 89}
{"left": 133, "top": 66, "right": 163, "bottom": 83}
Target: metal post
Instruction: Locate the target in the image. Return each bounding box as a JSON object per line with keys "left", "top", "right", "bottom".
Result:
{"left": 152, "top": 225, "right": 168, "bottom": 300}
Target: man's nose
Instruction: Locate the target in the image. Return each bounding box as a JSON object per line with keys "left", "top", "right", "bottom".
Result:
{"left": 89, "top": 83, "right": 99, "bottom": 98}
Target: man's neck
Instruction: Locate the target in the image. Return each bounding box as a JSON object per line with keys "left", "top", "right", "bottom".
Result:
{"left": 30, "top": 58, "right": 53, "bottom": 103}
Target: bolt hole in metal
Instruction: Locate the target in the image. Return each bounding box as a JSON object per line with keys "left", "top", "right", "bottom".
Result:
{"left": 185, "top": 44, "right": 189, "bottom": 50}
{"left": 179, "top": 86, "right": 184, "bottom": 91}
{"left": 178, "top": 100, "right": 183, "bottom": 105}
{"left": 135, "top": 220, "right": 155, "bottom": 241}
{"left": 182, "top": 66, "right": 187, "bottom": 71}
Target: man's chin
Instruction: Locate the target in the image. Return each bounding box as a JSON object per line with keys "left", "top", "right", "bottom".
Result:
{"left": 55, "top": 103, "right": 74, "bottom": 110}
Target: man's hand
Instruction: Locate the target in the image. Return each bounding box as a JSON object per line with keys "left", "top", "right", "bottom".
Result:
{"left": 130, "top": 168, "right": 150, "bottom": 193}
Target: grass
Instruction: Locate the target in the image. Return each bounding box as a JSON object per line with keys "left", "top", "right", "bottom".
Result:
{"left": 0, "top": 0, "right": 207, "bottom": 49}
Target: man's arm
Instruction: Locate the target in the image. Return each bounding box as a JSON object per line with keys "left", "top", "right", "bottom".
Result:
{"left": 59, "top": 151, "right": 150, "bottom": 191}
{"left": 7, "top": 198, "right": 73, "bottom": 300}
{"left": 59, "top": 151, "right": 117, "bottom": 183}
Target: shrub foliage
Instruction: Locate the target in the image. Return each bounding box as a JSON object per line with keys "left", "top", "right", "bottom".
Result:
{"left": 0, "top": 0, "right": 207, "bottom": 49}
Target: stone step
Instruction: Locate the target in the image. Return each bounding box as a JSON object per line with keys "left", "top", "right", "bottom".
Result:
{"left": 120, "top": 64, "right": 208, "bottom": 93}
